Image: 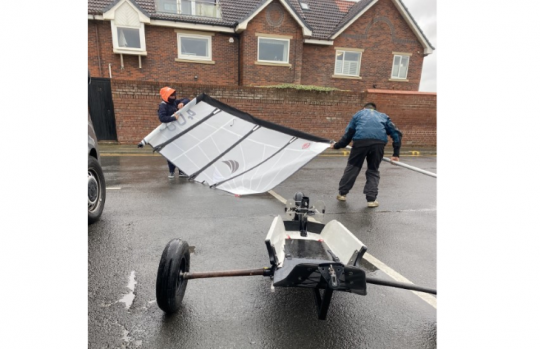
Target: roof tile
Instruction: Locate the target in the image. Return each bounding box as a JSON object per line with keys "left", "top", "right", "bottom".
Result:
{"left": 88, "top": 0, "right": 433, "bottom": 48}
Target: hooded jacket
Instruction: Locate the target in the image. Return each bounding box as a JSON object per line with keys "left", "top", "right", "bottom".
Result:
{"left": 334, "top": 108, "right": 402, "bottom": 157}
{"left": 157, "top": 87, "right": 190, "bottom": 123}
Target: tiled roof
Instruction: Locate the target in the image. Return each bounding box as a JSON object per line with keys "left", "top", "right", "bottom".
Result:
{"left": 88, "top": 0, "right": 262, "bottom": 26}
{"left": 333, "top": 0, "right": 374, "bottom": 37}
{"left": 296, "top": 0, "right": 358, "bottom": 39}
{"left": 88, "top": 0, "right": 433, "bottom": 48}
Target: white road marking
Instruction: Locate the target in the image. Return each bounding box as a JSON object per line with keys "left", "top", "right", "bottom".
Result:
{"left": 118, "top": 271, "right": 137, "bottom": 309}
{"left": 106, "top": 187, "right": 122, "bottom": 190}
{"left": 363, "top": 253, "right": 437, "bottom": 308}
{"left": 267, "top": 189, "right": 437, "bottom": 309}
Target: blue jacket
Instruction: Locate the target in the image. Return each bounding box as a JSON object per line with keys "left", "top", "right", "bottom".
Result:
{"left": 334, "top": 108, "right": 402, "bottom": 156}
{"left": 158, "top": 98, "right": 190, "bottom": 123}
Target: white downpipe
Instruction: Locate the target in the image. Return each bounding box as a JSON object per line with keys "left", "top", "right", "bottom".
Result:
{"left": 120, "top": 54, "right": 124, "bottom": 69}
{"left": 345, "top": 145, "right": 437, "bottom": 178}
{"left": 108, "top": 63, "right": 112, "bottom": 78}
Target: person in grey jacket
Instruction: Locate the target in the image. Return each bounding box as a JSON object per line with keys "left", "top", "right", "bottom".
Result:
{"left": 331, "top": 103, "right": 401, "bottom": 207}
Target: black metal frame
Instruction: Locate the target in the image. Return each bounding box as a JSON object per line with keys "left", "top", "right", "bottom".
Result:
{"left": 312, "top": 288, "right": 334, "bottom": 320}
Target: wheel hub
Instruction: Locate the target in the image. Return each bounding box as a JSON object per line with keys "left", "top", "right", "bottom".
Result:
{"left": 88, "top": 173, "right": 99, "bottom": 206}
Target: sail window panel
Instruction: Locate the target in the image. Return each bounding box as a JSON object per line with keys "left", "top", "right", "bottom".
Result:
{"left": 167, "top": 113, "right": 255, "bottom": 176}
{"left": 219, "top": 138, "right": 329, "bottom": 195}
{"left": 144, "top": 99, "right": 215, "bottom": 149}
{"left": 194, "top": 127, "right": 293, "bottom": 185}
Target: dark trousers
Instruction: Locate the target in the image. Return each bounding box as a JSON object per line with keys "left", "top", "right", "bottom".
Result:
{"left": 167, "top": 160, "right": 176, "bottom": 173}
{"left": 338, "top": 143, "right": 385, "bottom": 201}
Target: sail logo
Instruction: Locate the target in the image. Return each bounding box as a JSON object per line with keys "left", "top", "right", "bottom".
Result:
{"left": 302, "top": 143, "right": 311, "bottom": 149}
{"left": 222, "top": 160, "right": 240, "bottom": 174}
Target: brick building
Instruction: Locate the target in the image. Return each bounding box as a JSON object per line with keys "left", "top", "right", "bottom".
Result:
{"left": 88, "top": 0, "right": 434, "bottom": 91}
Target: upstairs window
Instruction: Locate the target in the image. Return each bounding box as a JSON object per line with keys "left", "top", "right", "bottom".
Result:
{"left": 258, "top": 37, "right": 290, "bottom": 64}
{"left": 156, "top": 0, "right": 221, "bottom": 18}
{"left": 110, "top": 2, "right": 146, "bottom": 54}
{"left": 177, "top": 33, "right": 212, "bottom": 61}
{"left": 391, "top": 53, "right": 410, "bottom": 79}
{"left": 334, "top": 49, "right": 362, "bottom": 77}
{"left": 117, "top": 27, "right": 141, "bottom": 49}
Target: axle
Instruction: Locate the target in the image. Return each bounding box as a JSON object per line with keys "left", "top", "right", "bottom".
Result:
{"left": 181, "top": 267, "right": 272, "bottom": 280}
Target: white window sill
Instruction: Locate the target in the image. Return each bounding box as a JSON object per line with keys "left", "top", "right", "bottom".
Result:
{"left": 175, "top": 58, "right": 215, "bottom": 65}
{"left": 113, "top": 49, "right": 147, "bottom": 56}
{"left": 255, "top": 61, "right": 292, "bottom": 67}
{"left": 332, "top": 75, "right": 362, "bottom": 80}
{"left": 388, "top": 78, "right": 409, "bottom": 82}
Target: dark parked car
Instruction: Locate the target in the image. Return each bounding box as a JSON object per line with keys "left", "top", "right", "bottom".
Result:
{"left": 88, "top": 73, "right": 106, "bottom": 224}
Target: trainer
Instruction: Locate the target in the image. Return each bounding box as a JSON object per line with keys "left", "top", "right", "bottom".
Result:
{"left": 331, "top": 102, "right": 402, "bottom": 207}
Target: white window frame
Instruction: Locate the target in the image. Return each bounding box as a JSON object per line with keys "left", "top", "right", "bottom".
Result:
{"left": 391, "top": 53, "right": 411, "bottom": 80}
{"left": 334, "top": 49, "right": 363, "bottom": 77}
{"left": 257, "top": 37, "right": 290, "bottom": 64}
{"left": 177, "top": 33, "right": 212, "bottom": 61}
{"left": 111, "top": 21, "right": 147, "bottom": 55}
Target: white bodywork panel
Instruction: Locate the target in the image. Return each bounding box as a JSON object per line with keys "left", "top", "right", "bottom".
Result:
{"left": 265, "top": 216, "right": 366, "bottom": 268}
{"left": 142, "top": 94, "right": 329, "bottom": 195}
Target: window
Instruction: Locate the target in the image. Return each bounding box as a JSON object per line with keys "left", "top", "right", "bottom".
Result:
{"left": 117, "top": 27, "right": 141, "bottom": 49}
{"left": 156, "top": 0, "right": 221, "bottom": 18}
{"left": 177, "top": 33, "right": 212, "bottom": 61}
{"left": 391, "top": 54, "right": 410, "bottom": 79}
{"left": 334, "top": 50, "right": 362, "bottom": 76}
{"left": 110, "top": 2, "right": 146, "bottom": 54}
{"left": 158, "top": 0, "right": 179, "bottom": 13}
{"left": 258, "top": 37, "right": 290, "bottom": 64}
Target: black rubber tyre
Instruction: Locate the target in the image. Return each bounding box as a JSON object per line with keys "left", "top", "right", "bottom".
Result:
{"left": 88, "top": 156, "right": 106, "bottom": 224}
{"left": 156, "top": 239, "right": 190, "bottom": 313}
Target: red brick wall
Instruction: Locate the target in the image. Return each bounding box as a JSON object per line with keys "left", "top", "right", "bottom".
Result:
{"left": 239, "top": 1, "right": 304, "bottom": 86}
{"left": 88, "top": 20, "right": 238, "bottom": 85}
{"left": 109, "top": 79, "right": 436, "bottom": 148}
{"left": 363, "top": 89, "right": 437, "bottom": 146}
{"left": 302, "top": 0, "right": 424, "bottom": 91}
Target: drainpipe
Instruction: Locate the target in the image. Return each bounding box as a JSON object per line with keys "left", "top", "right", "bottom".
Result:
{"left": 237, "top": 34, "right": 241, "bottom": 86}
{"left": 94, "top": 21, "right": 103, "bottom": 77}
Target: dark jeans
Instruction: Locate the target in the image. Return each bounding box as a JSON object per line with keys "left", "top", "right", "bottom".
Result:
{"left": 338, "top": 143, "right": 385, "bottom": 201}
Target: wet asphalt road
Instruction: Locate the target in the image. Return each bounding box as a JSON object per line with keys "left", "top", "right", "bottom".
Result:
{"left": 88, "top": 154, "right": 436, "bottom": 349}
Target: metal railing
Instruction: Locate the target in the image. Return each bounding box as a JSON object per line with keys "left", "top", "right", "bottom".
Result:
{"left": 155, "top": 0, "right": 222, "bottom": 18}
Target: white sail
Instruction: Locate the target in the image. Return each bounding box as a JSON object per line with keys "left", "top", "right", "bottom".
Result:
{"left": 142, "top": 94, "right": 330, "bottom": 195}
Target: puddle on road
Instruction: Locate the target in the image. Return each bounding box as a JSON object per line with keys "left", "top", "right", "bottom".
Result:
{"left": 118, "top": 271, "right": 137, "bottom": 309}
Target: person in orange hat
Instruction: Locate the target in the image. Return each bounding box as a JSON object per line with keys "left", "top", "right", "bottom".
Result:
{"left": 158, "top": 86, "right": 190, "bottom": 179}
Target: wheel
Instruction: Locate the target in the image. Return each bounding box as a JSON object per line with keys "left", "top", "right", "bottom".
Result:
{"left": 156, "top": 239, "right": 190, "bottom": 313}
{"left": 88, "top": 156, "right": 106, "bottom": 224}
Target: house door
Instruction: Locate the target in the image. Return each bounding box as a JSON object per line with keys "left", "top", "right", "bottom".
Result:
{"left": 88, "top": 77, "right": 117, "bottom": 141}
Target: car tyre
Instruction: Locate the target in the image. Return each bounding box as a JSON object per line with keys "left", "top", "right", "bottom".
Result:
{"left": 156, "top": 239, "right": 190, "bottom": 314}
{"left": 88, "top": 156, "right": 106, "bottom": 224}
